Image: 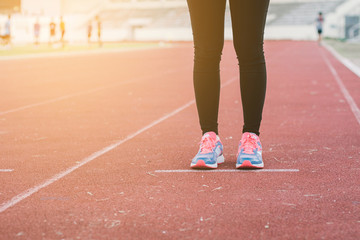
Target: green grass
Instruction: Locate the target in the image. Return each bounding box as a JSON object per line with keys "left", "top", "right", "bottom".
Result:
{"left": 0, "top": 42, "right": 164, "bottom": 57}
{"left": 324, "top": 38, "right": 360, "bottom": 60}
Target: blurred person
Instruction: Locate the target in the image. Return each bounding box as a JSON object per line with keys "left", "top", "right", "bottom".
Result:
{"left": 96, "top": 15, "right": 102, "bottom": 47}
{"left": 87, "top": 20, "right": 92, "bottom": 44}
{"left": 49, "top": 18, "right": 56, "bottom": 45}
{"left": 34, "top": 19, "right": 40, "bottom": 46}
{"left": 60, "top": 16, "right": 65, "bottom": 47}
{"left": 1, "top": 15, "right": 11, "bottom": 46}
{"left": 188, "top": 0, "right": 269, "bottom": 169}
{"left": 316, "top": 12, "right": 324, "bottom": 44}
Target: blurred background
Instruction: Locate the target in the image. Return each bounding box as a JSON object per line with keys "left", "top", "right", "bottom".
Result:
{"left": 0, "top": 0, "right": 359, "bottom": 43}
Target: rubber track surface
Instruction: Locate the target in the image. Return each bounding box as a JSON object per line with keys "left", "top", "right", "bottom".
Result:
{"left": 0, "top": 41, "right": 359, "bottom": 239}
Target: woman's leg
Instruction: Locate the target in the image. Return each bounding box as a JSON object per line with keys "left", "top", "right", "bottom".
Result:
{"left": 229, "top": 0, "right": 269, "bottom": 136}
{"left": 187, "top": 0, "right": 227, "bottom": 135}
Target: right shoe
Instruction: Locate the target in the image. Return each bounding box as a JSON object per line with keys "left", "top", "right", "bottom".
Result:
{"left": 190, "top": 132, "right": 225, "bottom": 169}
{"left": 236, "top": 132, "right": 264, "bottom": 169}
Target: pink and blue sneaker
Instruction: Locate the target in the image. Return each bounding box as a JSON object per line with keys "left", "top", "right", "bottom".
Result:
{"left": 191, "top": 132, "right": 225, "bottom": 169}
{"left": 236, "top": 132, "right": 264, "bottom": 169}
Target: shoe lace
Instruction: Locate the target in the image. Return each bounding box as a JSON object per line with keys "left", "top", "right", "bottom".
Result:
{"left": 241, "top": 135, "right": 258, "bottom": 154}
{"left": 200, "top": 135, "right": 216, "bottom": 154}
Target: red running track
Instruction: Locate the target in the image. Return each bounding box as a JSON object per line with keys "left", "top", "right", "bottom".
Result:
{"left": 0, "top": 41, "right": 359, "bottom": 239}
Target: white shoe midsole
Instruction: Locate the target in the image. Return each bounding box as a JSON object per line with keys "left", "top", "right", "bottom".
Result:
{"left": 217, "top": 155, "right": 225, "bottom": 164}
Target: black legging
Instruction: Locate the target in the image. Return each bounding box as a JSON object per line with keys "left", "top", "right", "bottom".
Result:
{"left": 187, "top": 0, "right": 269, "bottom": 136}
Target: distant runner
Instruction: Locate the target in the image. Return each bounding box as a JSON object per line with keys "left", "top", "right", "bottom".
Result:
{"left": 316, "top": 12, "right": 324, "bottom": 44}
{"left": 34, "top": 19, "right": 40, "bottom": 45}
{"left": 87, "top": 20, "right": 92, "bottom": 44}
{"left": 49, "top": 19, "right": 56, "bottom": 45}
{"left": 96, "top": 15, "right": 102, "bottom": 47}
{"left": 60, "top": 16, "right": 65, "bottom": 47}
{"left": 1, "top": 15, "right": 11, "bottom": 46}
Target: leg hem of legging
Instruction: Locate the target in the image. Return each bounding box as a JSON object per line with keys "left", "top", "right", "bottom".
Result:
{"left": 242, "top": 130, "right": 260, "bottom": 136}
{"left": 202, "top": 130, "right": 219, "bottom": 135}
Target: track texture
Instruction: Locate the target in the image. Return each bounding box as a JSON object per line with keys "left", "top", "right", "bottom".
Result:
{"left": 0, "top": 41, "right": 359, "bottom": 239}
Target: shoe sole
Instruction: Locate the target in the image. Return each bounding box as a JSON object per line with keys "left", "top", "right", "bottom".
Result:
{"left": 191, "top": 155, "right": 224, "bottom": 169}
{"left": 236, "top": 160, "right": 264, "bottom": 169}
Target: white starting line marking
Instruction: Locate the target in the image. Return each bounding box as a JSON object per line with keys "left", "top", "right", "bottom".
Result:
{"left": 0, "top": 76, "right": 237, "bottom": 213}
{"left": 155, "top": 169, "right": 299, "bottom": 173}
{"left": 0, "top": 169, "right": 14, "bottom": 172}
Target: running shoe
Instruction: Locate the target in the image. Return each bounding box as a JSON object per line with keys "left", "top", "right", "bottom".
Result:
{"left": 191, "top": 131, "right": 224, "bottom": 169}
{"left": 236, "top": 132, "right": 264, "bottom": 169}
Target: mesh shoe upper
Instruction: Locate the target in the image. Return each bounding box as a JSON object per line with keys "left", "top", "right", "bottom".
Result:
{"left": 237, "top": 132, "right": 263, "bottom": 167}
{"left": 191, "top": 132, "right": 224, "bottom": 166}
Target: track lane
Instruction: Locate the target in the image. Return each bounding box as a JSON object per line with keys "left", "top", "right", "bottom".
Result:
{"left": 0, "top": 45, "right": 195, "bottom": 203}
{"left": 0, "top": 47, "right": 190, "bottom": 113}
{"left": 0, "top": 41, "right": 359, "bottom": 239}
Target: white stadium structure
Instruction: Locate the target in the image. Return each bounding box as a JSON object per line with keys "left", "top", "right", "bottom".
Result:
{"left": 1, "top": 0, "right": 359, "bottom": 43}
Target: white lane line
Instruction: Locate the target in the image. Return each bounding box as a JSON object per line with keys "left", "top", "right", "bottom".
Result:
{"left": 0, "top": 76, "right": 237, "bottom": 213}
{"left": 0, "top": 45, "right": 164, "bottom": 61}
{"left": 0, "top": 169, "right": 14, "bottom": 172}
{"left": 322, "top": 42, "right": 360, "bottom": 78}
{"left": 0, "top": 68, "right": 182, "bottom": 116}
{"left": 155, "top": 169, "right": 299, "bottom": 173}
{"left": 0, "top": 86, "right": 112, "bottom": 116}
{"left": 321, "top": 50, "right": 360, "bottom": 126}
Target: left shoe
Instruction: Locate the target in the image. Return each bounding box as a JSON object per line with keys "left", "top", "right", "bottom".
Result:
{"left": 191, "top": 132, "right": 224, "bottom": 169}
{"left": 236, "top": 132, "right": 264, "bottom": 169}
